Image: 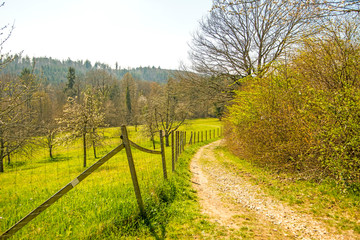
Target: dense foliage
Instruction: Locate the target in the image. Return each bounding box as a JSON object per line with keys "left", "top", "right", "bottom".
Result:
{"left": 224, "top": 19, "right": 360, "bottom": 191}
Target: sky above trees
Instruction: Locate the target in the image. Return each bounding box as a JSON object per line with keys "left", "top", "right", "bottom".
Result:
{"left": 0, "top": 0, "right": 212, "bottom": 70}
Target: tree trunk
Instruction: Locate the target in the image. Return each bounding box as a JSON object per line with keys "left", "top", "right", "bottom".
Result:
{"left": 165, "top": 132, "right": 170, "bottom": 147}
{"left": 152, "top": 138, "right": 156, "bottom": 150}
{"left": 47, "top": 131, "right": 55, "bottom": 159}
{"left": 92, "top": 128, "right": 97, "bottom": 158}
{"left": 0, "top": 139, "right": 4, "bottom": 172}
{"left": 7, "top": 153, "right": 10, "bottom": 165}
{"left": 0, "top": 156, "right": 3, "bottom": 173}
{"left": 93, "top": 140, "right": 97, "bottom": 158}
{"left": 49, "top": 144, "right": 53, "bottom": 159}
{"left": 150, "top": 130, "right": 156, "bottom": 149}
{"left": 83, "top": 132, "right": 87, "bottom": 167}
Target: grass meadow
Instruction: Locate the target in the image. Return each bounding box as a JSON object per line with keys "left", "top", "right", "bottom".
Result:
{"left": 0, "top": 118, "right": 222, "bottom": 239}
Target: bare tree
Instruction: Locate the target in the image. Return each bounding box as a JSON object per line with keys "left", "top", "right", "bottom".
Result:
{"left": 33, "top": 89, "right": 61, "bottom": 160}
{"left": 85, "top": 69, "right": 116, "bottom": 99}
{"left": 0, "top": 74, "right": 35, "bottom": 172}
{"left": 175, "top": 66, "right": 235, "bottom": 119}
{"left": 57, "top": 88, "right": 105, "bottom": 167}
{"left": 303, "top": 0, "right": 360, "bottom": 14}
{"left": 120, "top": 73, "right": 139, "bottom": 128}
{"left": 139, "top": 82, "right": 161, "bottom": 149}
{"left": 0, "top": 2, "right": 16, "bottom": 70}
{"left": 153, "top": 78, "right": 188, "bottom": 146}
{"left": 190, "top": 0, "right": 313, "bottom": 79}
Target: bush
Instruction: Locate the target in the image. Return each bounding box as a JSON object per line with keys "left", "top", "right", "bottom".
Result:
{"left": 225, "top": 18, "right": 360, "bottom": 189}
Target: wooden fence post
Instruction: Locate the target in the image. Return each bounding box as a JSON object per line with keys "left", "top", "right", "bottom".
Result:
{"left": 181, "top": 132, "right": 184, "bottom": 152}
{"left": 182, "top": 132, "right": 185, "bottom": 152}
{"left": 175, "top": 131, "right": 179, "bottom": 162}
{"left": 189, "top": 131, "right": 193, "bottom": 145}
{"left": 83, "top": 131, "right": 87, "bottom": 167}
{"left": 159, "top": 130, "right": 167, "bottom": 180}
{"left": 179, "top": 132, "right": 182, "bottom": 155}
{"left": 201, "top": 131, "right": 203, "bottom": 142}
{"left": 184, "top": 132, "right": 187, "bottom": 147}
{"left": 177, "top": 131, "right": 180, "bottom": 158}
{"left": 121, "top": 125, "right": 145, "bottom": 216}
{"left": 171, "top": 131, "right": 175, "bottom": 172}
{"left": 197, "top": 131, "right": 200, "bottom": 143}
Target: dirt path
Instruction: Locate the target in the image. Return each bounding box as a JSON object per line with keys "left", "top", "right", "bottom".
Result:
{"left": 190, "top": 140, "right": 352, "bottom": 240}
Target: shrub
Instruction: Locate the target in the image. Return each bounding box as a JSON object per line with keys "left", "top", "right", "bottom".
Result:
{"left": 225, "top": 18, "right": 360, "bottom": 189}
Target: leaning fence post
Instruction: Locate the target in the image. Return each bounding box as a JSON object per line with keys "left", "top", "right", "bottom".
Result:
{"left": 171, "top": 131, "right": 175, "bottom": 172}
{"left": 159, "top": 130, "right": 167, "bottom": 180}
{"left": 121, "top": 125, "right": 145, "bottom": 216}
{"left": 189, "top": 131, "right": 193, "bottom": 145}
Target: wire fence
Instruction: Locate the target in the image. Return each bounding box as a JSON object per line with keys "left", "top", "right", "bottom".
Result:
{"left": 0, "top": 125, "right": 223, "bottom": 239}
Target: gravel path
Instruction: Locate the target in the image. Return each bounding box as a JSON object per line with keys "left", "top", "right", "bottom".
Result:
{"left": 190, "top": 140, "right": 353, "bottom": 240}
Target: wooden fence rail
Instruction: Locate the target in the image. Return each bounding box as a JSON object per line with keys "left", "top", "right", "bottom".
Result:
{"left": 0, "top": 125, "right": 223, "bottom": 239}
{"left": 0, "top": 143, "right": 126, "bottom": 240}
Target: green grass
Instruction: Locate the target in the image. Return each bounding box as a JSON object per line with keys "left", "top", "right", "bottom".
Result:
{"left": 214, "top": 145, "right": 360, "bottom": 237}
{"left": 0, "top": 118, "right": 222, "bottom": 239}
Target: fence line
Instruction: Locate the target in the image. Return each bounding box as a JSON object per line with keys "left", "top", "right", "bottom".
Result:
{"left": 0, "top": 143, "right": 125, "bottom": 239}
{"left": 0, "top": 125, "right": 223, "bottom": 239}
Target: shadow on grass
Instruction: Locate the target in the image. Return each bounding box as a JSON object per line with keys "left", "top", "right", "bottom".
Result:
{"left": 38, "top": 155, "right": 71, "bottom": 163}
{"left": 6, "top": 160, "right": 27, "bottom": 169}
{"left": 143, "top": 214, "right": 164, "bottom": 240}
{"left": 111, "top": 211, "right": 165, "bottom": 239}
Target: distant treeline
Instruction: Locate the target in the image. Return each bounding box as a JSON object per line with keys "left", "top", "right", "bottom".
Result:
{"left": 1, "top": 56, "right": 172, "bottom": 84}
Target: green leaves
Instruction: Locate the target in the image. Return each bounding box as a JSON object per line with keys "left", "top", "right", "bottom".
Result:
{"left": 224, "top": 18, "right": 360, "bottom": 190}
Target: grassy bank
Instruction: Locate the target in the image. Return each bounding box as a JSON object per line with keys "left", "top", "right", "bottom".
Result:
{"left": 216, "top": 145, "right": 360, "bottom": 236}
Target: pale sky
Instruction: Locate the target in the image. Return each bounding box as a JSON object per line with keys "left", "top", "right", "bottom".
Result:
{"left": 0, "top": 0, "right": 212, "bottom": 69}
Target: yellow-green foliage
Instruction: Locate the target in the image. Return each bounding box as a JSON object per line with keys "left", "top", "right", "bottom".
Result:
{"left": 225, "top": 19, "right": 360, "bottom": 191}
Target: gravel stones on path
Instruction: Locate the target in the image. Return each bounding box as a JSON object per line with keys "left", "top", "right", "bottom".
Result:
{"left": 191, "top": 140, "right": 350, "bottom": 240}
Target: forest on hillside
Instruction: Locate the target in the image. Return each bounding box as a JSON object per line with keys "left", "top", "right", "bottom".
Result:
{"left": 1, "top": 56, "right": 172, "bottom": 84}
